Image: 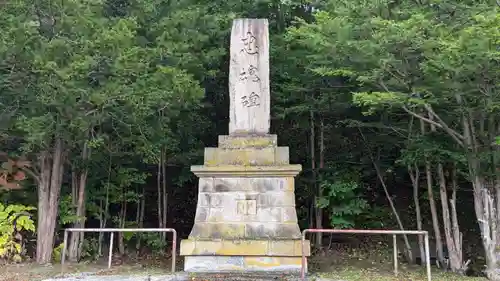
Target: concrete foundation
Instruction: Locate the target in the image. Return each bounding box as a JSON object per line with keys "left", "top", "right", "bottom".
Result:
{"left": 184, "top": 256, "right": 305, "bottom": 272}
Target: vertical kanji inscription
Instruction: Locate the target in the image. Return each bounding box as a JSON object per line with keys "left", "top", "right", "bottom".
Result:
{"left": 229, "top": 19, "right": 270, "bottom": 135}
{"left": 241, "top": 32, "right": 259, "bottom": 55}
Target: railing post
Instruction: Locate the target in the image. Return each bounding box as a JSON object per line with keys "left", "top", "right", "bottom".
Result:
{"left": 301, "top": 230, "right": 306, "bottom": 280}
{"left": 61, "top": 229, "right": 69, "bottom": 273}
{"left": 393, "top": 234, "right": 398, "bottom": 276}
{"left": 298, "top": 229, "right": 431, "bottom": 281}
{"left": 171, "top": 230, "right": 177, "bottom": 273}
{"left": 108, "top": 232, "right": 114, "bottom": 269}
{"left": 425, "top": 233, "right": 431, "bottom": 281}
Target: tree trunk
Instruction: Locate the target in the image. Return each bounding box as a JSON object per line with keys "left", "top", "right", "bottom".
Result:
{"left": 135, "top": 186, "right": 141, "bottom": 251}
{"left": 448, "top": 92, "right": 500, "bottom": 279}
{"left": 428, "top": 112, "right": 462, "bottom": 271}
{"left": 371, "top": 153, "right": 413, "bottom": 263}
{"left": 68, "top": 170, "right": 78, "bottom": 261}
{"left": 161, "top": 148, "right": 168, "bottom": 241}
{"left": 473, "top": 178, "right": 500, "bottom": 281}
{"left": 139, "top": 192, "right": 145, "bottom": 228}
{"left": 98, "top": 157, "right": 111, "bottom": 256}
{"left": 421, "top": 119, "right": 445, "bottom": 267}
{"left": 136, "top": 190, "right": 145, "bottom": 250}
{"left": 118, "top": 197, "right": 127, "bottom": 255}
{"left": 402, "top": 93, "right": 499, "bottom": 277}
{"left": 135, "top": 187, "right": 141, "bottom": 225}
{"left": 459, "top": 109, "right": 500, "bottom": 279}
{"left": 450, "top": 166, "right": 469, "bottom": 273}
{"left": 36, "top": 137, "right": 65, "bottom": 264}
{"left": 309, "top": 109, "right": 320, "bottom": 247}
{"left": 409, "top": 165, "right": 425, "bottom": 265}
{"left": 437, "top": 163, "right": 465, "bottom": 272}
{"left": 98, "top": 198, "right": 104, "bottom": 256}
{"left": 157, "top": 157, "right": 163, "bottom": 233}
{"left": 68, "top": 141, "right": 90, "bottom": 261}
{"left": 315, "top": 117, "right": 324, "bottom": 245}
{"left": 359, "top": 128, "right": 413, "bottom": 262}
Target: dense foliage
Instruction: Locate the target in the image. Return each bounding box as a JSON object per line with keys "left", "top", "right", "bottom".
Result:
{"left": 0, "top": 0, "right": 498, "bottom": 279}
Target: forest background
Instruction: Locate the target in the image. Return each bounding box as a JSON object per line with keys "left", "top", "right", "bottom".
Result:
{"left": 0, "top": 0, "right": 499, "bottom": 280}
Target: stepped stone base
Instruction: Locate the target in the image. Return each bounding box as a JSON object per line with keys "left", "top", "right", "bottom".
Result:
{"left": 181, "top": 135, "right": 310, "bottom": 273}
{"left": 181, "top": 239, "right": 310, "bottom": 256}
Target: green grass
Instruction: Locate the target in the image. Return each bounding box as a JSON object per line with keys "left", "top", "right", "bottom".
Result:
{"left": 309, "top": 241, "right": 486, "bottom": 281}
{"left": 315, "top": 265, "right": 488, "bottom": 281}
{"left": 319, "top": 266, "right": 486, "bottom": 281}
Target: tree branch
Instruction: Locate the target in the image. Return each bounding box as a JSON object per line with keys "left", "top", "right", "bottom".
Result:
{"left": 402, "top": 105, "right": 464, "bottom": 147}
{"left": 402, "top": 105, "right": 444, "bottom": 128}
{"left": 425, "top": 104, "right": 465, "bottom": 140}
{"left": 22, "top": 166, "right": 40, "bottom": 184}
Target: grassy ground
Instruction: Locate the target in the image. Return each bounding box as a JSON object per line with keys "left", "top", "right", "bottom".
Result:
{"left": 0, "top": 263, "right": 489, "bottom": 281}
{"left": 310, "top": 239, "right": 487, "bottom": 281}
{"left": 0, "top": 242, "right": 488, "bottom": 281}
{"left": 319, "top": 266, "right": 486, "bottom": 281}
{"left": 0, "top": 260, "right": 489, "bottom": 281}
{"left": 0, "top": 258, "right": 173, "bottom": 281}
{"left": 0, "top": 263, "right": 488, "bottom": 281}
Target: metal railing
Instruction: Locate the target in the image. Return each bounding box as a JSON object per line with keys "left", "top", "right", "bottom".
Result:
{"left": 301, "top": 229, "right": 431, "bottom": 281}
{"left": 61, "top": 228, "right": 177, "bottom": 272}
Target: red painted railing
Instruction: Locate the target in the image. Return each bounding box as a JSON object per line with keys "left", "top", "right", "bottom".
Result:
{"left": 301, "top": 229, "right": 431, "bottom": 281}
{"left": 61, "top": 228, "right": 177, "bottom": 273}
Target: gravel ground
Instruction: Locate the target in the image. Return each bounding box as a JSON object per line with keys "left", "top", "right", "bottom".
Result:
{"left": 0, "top": 263, "right": 329, "bottom": 281}
{"left": 41, "top": 274, "right": 180, "bottom": 281}
{"left": 40, "top": 272, "right": 318, "bottom": 281}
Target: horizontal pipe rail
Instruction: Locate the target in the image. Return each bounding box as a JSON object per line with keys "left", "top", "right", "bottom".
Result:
{"left": 304, "top": 229, "right": 427, "bottom": 235}
{"left": 301, "top": 229, "right": 431, "bottom": 281}
{"left": 61, "top": 228, "right": 177, "bottom": 273}
{"left": 64, "top": 228, "right": 177, "bottom": 232}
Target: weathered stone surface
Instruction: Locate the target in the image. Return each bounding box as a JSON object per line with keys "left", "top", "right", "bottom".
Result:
{"left": 229, "top": 19, "right": 270, "bottom": 135}
{"left": 191, "top": 165, "right": 301, "bottom": 178}
{"left": 191, "top": 179, "right": 298, "bottom": 229}
{"left": 199, "top": 178, "right": 214, "bottom": 193}
{"left": 282, "top": 207, "right": 298, "bottom": 223}
{"left": 245, "top": 223, "right": 301, "bottom": 239}
{"left": 201, "top": 178, "right": 294, "bottom": 193}
{"left": 268, "top": 240, "right": 310, "bottom": 256}
{"left": 194, "top": 206, "right": 294, "bottom": 224}
{"left": 204, "top": 147, "right": 285, "bottom": 166}
{"left": 185, "top": 170, "right": 307, "bottom": 262}
{"left": 219, "top": 135, "right": 277, "bottom": 149}
{"left": 190, "top": 223, "right": 246, "bottom": 239}
{"left": 285, "top": 177, "right": 296, "bottom": 191}
{"left": 249, "top": 207, "right": 281, "bottom": 222}
{"left": 194, "top": 207, "right": 209, "bottom": 222}
{"left": 180, "top": 239, "right": 310, "bottom": 256}
{"left": 257, "top": 192, "right": 296, "bottom": 207}
{"left": 184, "top": 256, "right": 305, "bottom": 272}
{"left": 188, "top": 222, "right": 301, "bottom": 239}
{"left": 244, "top": 257, "right": 303, "bottom": 271}
{"left": 275, "top": 147, "right": 290, "bottom": 165}
{"left": 236, "top": 199, "right": 257, "bottom": 215}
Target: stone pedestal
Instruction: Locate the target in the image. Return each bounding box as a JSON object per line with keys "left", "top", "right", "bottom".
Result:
{"left": 180, "top": 135, "right": 310, "bottom": 272}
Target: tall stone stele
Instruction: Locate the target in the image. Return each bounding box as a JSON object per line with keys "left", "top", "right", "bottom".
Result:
{"left": 180, "top": 18, "right": 311, "bottom": 272}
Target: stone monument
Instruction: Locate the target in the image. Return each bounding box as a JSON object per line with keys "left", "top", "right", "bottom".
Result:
{"left": 180, "top": 18, "right": 311, "bottom": 272}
